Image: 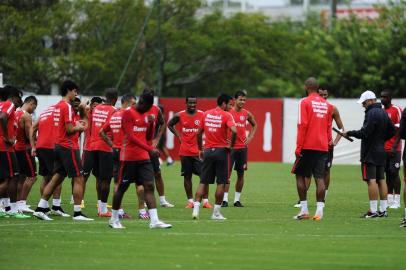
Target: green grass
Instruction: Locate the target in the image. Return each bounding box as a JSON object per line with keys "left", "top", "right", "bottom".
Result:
{"left": 1, "top": 163, "right": 405, "bottom": 270}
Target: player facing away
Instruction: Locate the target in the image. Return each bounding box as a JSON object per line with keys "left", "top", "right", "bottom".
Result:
{"left": 0, "top": 85, "right": 23, "bottom": 218}
{"left": 380, "top": 89, "right": 402, "bottom": 209}
{"left": 33, "top": 80, "right": 93, "bottom": 221}
{"left": 291, "top": 77, "right": 333, "bottom": 221}
{"left": 344, "top": 90, "right": 395, "bottom": 218}
{"left": 167, "top": 96, "right": 213, "bottom": 209}
{"left": 14, "top": 96, "right": 38, "bottom": 214}
{"left": 192, "top": 93, "right": 237, "bottom": 220}
{"left": 109, "top": 92, "right": 171, "bottom": 229}
{"left": 222, "top": 90, "right": 257, "bottom": 207}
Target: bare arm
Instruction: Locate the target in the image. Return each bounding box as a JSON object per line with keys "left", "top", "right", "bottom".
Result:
{"left": 0, "top": 112, "right": 8, "bottom": 140}
{"left": 332, "top": 106, "right": 344, "bottom": 145}
{"left": 245, "top": 111, "right": 257, "bottom": 145}
{"left": 152, "top": 109, "right": 166, "bottom": 147}
{"left": 30, "top": 119, "right": 39, "bottom": 155}
{"left": 197, "top": 128, "right": 203, "bottom": 151}
{"left": 229, "top": 126, "right": 237, "bottom": 149}
{"left": 66, "top": 122, "right": 85, "bottom": 135}
{"left": 99, "top": 129, "right": 113, "bottom": 148}
{"left": 23, "top": 113, "right": 32, "bottom": 143}
{"left": 167, "top": 113, "right": 181, "bottom": 141}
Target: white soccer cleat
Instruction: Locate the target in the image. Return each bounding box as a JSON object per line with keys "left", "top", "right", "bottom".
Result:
{"left": 389, "top": 203, "right": 400, "bottom": 209}
{"left": 72, "top": 214, "right": 94, "bottom": 221}
{"left": 293, "top": 203, "right": 301, "bottom": 208}
{"left": 109, "top": 220, "right": 125, "bottom": 229}
{"left": 19, "top": 205, "right": 35, "bottom": 213}
{"left": 161, "top": 202, "right": 175, "bottom": 208}
{"left": 149, "top": 220, "right": 172, "bottom": 229}
{"left": 51, "top": 209, "right": 71, "bottom": 217}
{"left": 211, "top": 213, "right": 227, "bottom": 220}
{"left": 33, "top": 211, "right": 53, "bottom": 221}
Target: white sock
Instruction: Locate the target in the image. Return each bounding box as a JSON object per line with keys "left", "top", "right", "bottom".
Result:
{"left": 234, "top": 192, "right": 241, "bottom": 203}
{"left": 111, "top": 209, "right": 119, "bottom": 221}
{"left": 97, "top": 200, "right": 102, "bottom": 211}
{"left": 73, "top": 205, "right": 81, "bottom": 212}
{"left": 17, "top": 200, "right": 23, "bottom": 208}
{"left": 380, "top": 200, "right": 387, "bottom": 212}
{"left": 193, "top": 201, "right": 201, "bottom": 217}
{"left": 213, "top": 204, "right": 221, "bottom": 215}
{"left": 370, "top": 200, "right": 378, "bottom": 213}
{"left": 38, "top": 198, "right": 48, "bottom": 208}
{"left": 203, "top": 198, "right": 208, "bottom": 204}
{"left": 167, "top": 156, "right": 173, "bottom": 163}
{"left": 139, "top": 208, "right": 147, "bottom": 215}
{"left": 223, "top": 192, "right": 229, "bottom": 202}
{"left": 316, "top": 202, "right": 325, "bottom": 217}
{"left": 404, "top": 208, "right": 406, "bottom": 217}
{"left": 4, "top": 198, "right": 10, "bottom": 207}
{"left": 148, "top": 208, "right": 159, "bottom": 224}
{"left": 324, "top": 189, "right": 328, "bottom": 200}
{"left": 387, "top": 194, "right": 394, "bottom": 204}
{"left": 300, "top": 201, "right": 308, "bottom": 214}
{"left": 70, "top": 195, "right": 74, "bottom": 202}
{"left": 118, "top": 208, "right": 125, "bottom": 215}
{"left": 188, "top": 198, "right": 194, "bottom": 203}
{"left": 52, "top": 199, "right": 61, "bottom": 207}
{"left": 394, "top": 194, "right": 400, "bottom": 204}
{"left": 159, "top": 196, "right": 166, "bottom": 204}
{"left": 10, "top": 203, "right": 18, "bottom": 213}
{"left": 100, "top": 202, "right": 107, "bottom": 214}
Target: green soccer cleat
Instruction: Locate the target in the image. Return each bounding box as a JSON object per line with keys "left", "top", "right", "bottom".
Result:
{"left": 8, "top": 211, "right": 31, "bottom": 219}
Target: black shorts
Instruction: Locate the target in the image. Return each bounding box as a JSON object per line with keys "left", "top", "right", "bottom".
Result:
{"left": 230, "top": 148, "right": 248, "bottom": 173}
{"left": 113, "top": 148, "right": 120, "bottom": 183}
{"left": 37, "top": 148, "right": 55, "bottom": 177}
{"left": 118, "top": 160, "right": 154, "bottom": 186}
{"left": 181, "top": 156, "right": 201, "bottom": 177}
{"left": 200, "top": 148, "right": 230, "bottom": 185}
{"left": 326, "top": 148, "right": 334, "bottom": 169}
{"left": 291, "top": 150, "right": 328, "bottom": 179}
{"left": 82, "top": 150, "right": 113, "bottom": 179}
{"left": 53, "top": 145, "right": 83, "bottom": 178}
{"left": 149, "top": 154, "right": 161, "bottom": 174}
{"left": 0, "top": 151, "right": 19, "bottom": 180}
{"left": 384, "top": 151, "right": 401, "bottom": 174}
{"left": 361, "top": 163, "right": 385, "bottom": 181}
{"left": 15, "top": 149, "right": 37, "bottom": 177}
{"left": 82, "top": 150, "right": 94, "bottom": 177}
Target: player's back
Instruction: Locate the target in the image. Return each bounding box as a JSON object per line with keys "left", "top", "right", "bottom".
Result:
{"left": 37, "top": 105, "right": 56, "bottom": 149}
{"left": 91, "top": 104, "right": 115, "bottom": 152}
{"left": 203, "top": 107, "right": 234, "bottom": 149}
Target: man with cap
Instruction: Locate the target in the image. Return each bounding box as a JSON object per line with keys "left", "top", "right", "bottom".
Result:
{"left": 344, "top": 90, "right": 395, "bottom": 218}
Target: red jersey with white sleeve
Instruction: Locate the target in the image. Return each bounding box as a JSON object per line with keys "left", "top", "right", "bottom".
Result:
{"left": 90, "top": 104, "right": 115, "bottom": 152}
{"left": 71, "top": 113, "right": 81, "bottom": 150}
{"left": 54, "top": 100, "right": 77, "bottom": 149}
{"left": 384, "top": 104, "right": 402, "bottom": 152}
{"left": 146, "top": 105, "right": 160, "bottom": 146}
{"left": 14, "top": 109, "right": 30, "bottom": 151}
{"left": 36, "top": 105, "right": 56, "bottom": 149}
{"left": 295, "top": 93, "right": 332, "bottom": 155}
{"left": 203, "top": 107, "right": 235, "bottom": 149}
{"left": 0, "top": 101, "right": 16, "bottom": 152}
{"left": 229, "top": 108, "right": 250, "bottom": 149}
{"left": 102, "top": 108, "right": 124, "bottom": 149}
{"left": 178, "top": 110, "right": 204, "bottom": 156}
{"left": 120, "top": 107, "right": 154, "bottom": 161}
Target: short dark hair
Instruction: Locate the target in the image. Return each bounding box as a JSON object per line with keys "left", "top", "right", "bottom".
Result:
{"left": 234, "top": 90, "right": 247, "bottom": 99}
{"left": 105, "top": 88, "right": 118, "bottom": 101}
{"left": 142, "top": 88, "right": 155, "bottom": 96}
{"left": 305, "top": 77, "right": 319, "bottom": 90}
{"left": 139, "top": 92, "right": 154, "bottom": 106}
{"left": 24, "top": 96, "right": 38, "bottom": 105}
{"left": 381, "top": 89, "right": 392, "bottom": 95}
{"left": 121, "top": 93, "right": 136, "bottom": 104}
{"left": 217, "top": 93, "right": 233, "bottom": 106}
{"left": 74, "top": 97, "right": 81, "bottom": 103}
{"left": 185, "top": 96, "right": 197, "bottom": 102}
{"left": 1, "top": 85, "right": 22, "bottom": 101}
{"left": 60, "top": 80, "right": 78, "bottom": 96}
{"left": 90, "top": 96, "right": 103, "bottom": 105}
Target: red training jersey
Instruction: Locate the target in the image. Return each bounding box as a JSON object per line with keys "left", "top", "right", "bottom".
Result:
{"left": 90, "top": 104, "right": 115, "bottom": 152}
{"left": 296, "top": 93, "right": 332, "bottom": 155}
{"left": 14, "top": 109, "right": 30, "bottom": 151}
{"left": 120, "top": 107, "right": 154, "bottom": 161}
{"left": 229, "top": 108, "right": 250, "bottom": 149}
{"left": 203, "top": 107, "right": 235, "bottom": 149}
{"left": 71, "top": 113, "right": 81, "bottom": 150}
{"left": 54, "top": 100, "right": 77, "bottom": 149}
{"left": 146, "top": 104, "right": 160, "bottom": 146}
{"left": 102, "top": 108, "right": 124, "bottom": 149}
{"left": 36, "top": 105, "right": 56, "bottom": 149}
{"left": 178, "top": 110, "right": 204, "bottom": 156}
{"left": 384, "top": 104, "right": 402, "bottom": 152}
{"left": 0, "top": 101, "right": 16, "bottom": 152}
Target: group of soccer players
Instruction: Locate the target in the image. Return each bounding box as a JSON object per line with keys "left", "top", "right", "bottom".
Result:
{"left": 0, "top": 80, "right": 257, "bottom": 229}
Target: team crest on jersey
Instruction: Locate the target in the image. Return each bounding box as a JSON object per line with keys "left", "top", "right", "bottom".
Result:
{"left": 240, "top": 116, "right": 245, "bottom": 121}
{"left": 194, "top": 120, "right": 200, "bottom": 125}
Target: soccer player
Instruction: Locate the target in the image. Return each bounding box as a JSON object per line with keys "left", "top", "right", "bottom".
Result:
{"left": 33, "top": 80, "right": 92, "bottom": 221}
{"left": 192, "top": 93, "right": 237, "bottom": 220}
{"left": 167, "top": 96, "right": 212, "bottom": 209}
{"left": 345, "top": 90, "right": 395, "bottom": 218}
{"left": 398, "top": 106, "right": 406, "bottom": 227}
{"left": 100, "top": 93, "right": 141, "bottom": 219}
{"left": 143, "top": 89, "right": 174, "bottom": 208}
{"left": 85, "top": 88, "right": 118, "bottom": 217}
{"left": 380, "top": 89, "right": 402, "bottom": 209}
{"left": 108, "top": 92, "right": 171, "bottom": 229}
{"left": 0, "top": 85, "right": 24, "bottom": 218}
{"left": 14, "top": 96, "right": 38, "bottom": 213}
{"left": 223, "top": 90, "right": 257, "bottom": 207}
{"left": 291, "top": 77, "right": 333, "bottom": 221}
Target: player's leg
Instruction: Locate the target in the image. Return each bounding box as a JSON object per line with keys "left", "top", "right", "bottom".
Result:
{"left": 110, "top": 162, "right": 131, "bottom": 229}
{"left": 211, "top": 148, "right": 229, "bottom": 219}
{"left": 361, "top": 163, "right": 379, "bottom": 218}
{"left": 17, "top": 150, "right": 37, "bottom": 212}
{"left": 389, "top": 152, "right": 401, "bottom": 209}
{"left": 376, "top": 166, "right": 388, "bottom": 217}
{"left": 385, "top": 153, "right": 394, "bottom": 207}
{"left": 222, "top": 150, "right": 235, "bottom": 207}
{"left": 96, "top": 151, "right": 113, "bottom": 217}
{"left": 291, "top": 150, "right": 311, "bottom": 219}
{"left": 233, "top": 148, "right": 247, "bottom": 207}
{"left": 7, "top": 151, "right": 29, "bottom": 218}
{"left": 181, "top": 156, "right": 194, "bottom": 208}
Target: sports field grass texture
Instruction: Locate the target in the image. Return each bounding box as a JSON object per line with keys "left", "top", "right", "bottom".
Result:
{"left": 0, "top": 162, "right": 405, "bottom": 270}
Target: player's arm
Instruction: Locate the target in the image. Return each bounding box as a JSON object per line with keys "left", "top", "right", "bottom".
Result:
{"left": 99, "top": 122, "right": 113, "bottom": 148}
{"left": 245, "top": 111, "right": 257, "bottom": 145}
{"left": 0, "top": 112, "right": 9, "bottom": 141}
{"left": 167, "top": 113, "right": 181, "bottom": 141}
{"left": 30, "top": 119, "right": 39, "bottom": 156}
{"left": 152, "top": 108, "right": 166, "bottom": 147}
{"left": 332, "top": 106, "right": 344, "bottom": 145}
{"left": 346, "top": 112, "right": 376, "bottom": 139}
{"left": 197, "top": 128, "right": 203, "bottom": 151}
{"left": 229, "top": 126, "right": 237, "bottom": 149}
{"left": 23, "top": 113, "right": 32, "bottom": 143}
{"left": 146, "top": 119, "right": 155, "bottom": 141}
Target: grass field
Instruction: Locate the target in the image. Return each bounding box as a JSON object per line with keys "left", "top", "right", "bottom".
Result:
{"left": 1, "top": 162, "right": 405, "bottom": 270}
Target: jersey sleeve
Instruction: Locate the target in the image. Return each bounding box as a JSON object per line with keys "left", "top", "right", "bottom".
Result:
{"left": 225, "top": 112, "right": 235, "bottom": 128}
{"left": 63, "top": 103, "right": 73, "bottom": 124}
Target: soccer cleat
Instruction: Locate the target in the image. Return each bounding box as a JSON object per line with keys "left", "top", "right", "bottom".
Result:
{"left": 109, "top": 220, "right": 125, "bottom": 229}
{"left": 361, "top": 211, "right": 379, "bottom": 218}
{"left": 293, "top": 213, "right": 310, "bottom": 220}
{"left": 119, "top": 212, "right": 132, "bottom": 219}
{"left": 233, "top": 201, "right": 244, "bottom": 207}
{"left": 19, "top": 205, "right": 35, "bottom": 213}
{"left": 51, "top": 206, "right": 70, "bottom": 217}
{"left": 0, "top": 209, "right": 9, "bottom": 218}
{"left": 8, "top": 211, "right": 31, "bottom": 219}
{"left": 312, "top": 215, "right": 322, "bottom": 221}
{"left": 221, "top": 201, "right": 228, "bottom": 207}
{"left": 203, "top": 202, "right": 213, "bottom": 209}
{"left": 293, "top": 201, "right": 301, "bottom": 208}
{"left": 378, "top": 211, "right": 388, "bottom": 218}
{"left": 33, "top": 211, "right": 53, "bottom": 221}
{"left": 73, "top": 213, "right": 94, "bottom": 221}
{"left": 185, "top": 202, "right": 194, "bottom": 208}
{"left": 161, "top": 202, "right": 175, "bottom": 208}
{"left": 211, "top": 213, "right": 227, "bottom": 220}
{"left": 400, "top": 218, "right": 406, "bottom": 227}
{"left": 389, "top": 203, "right": 400, "bottom": 209}
{"left": 98, "top": 211, "right": 112, "bottom": 218}
{"left": 149, "top": 220, "right": 172, "bottom": 229}
{"left": 138, "top": 212, "right": 150, "bottom": 220}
